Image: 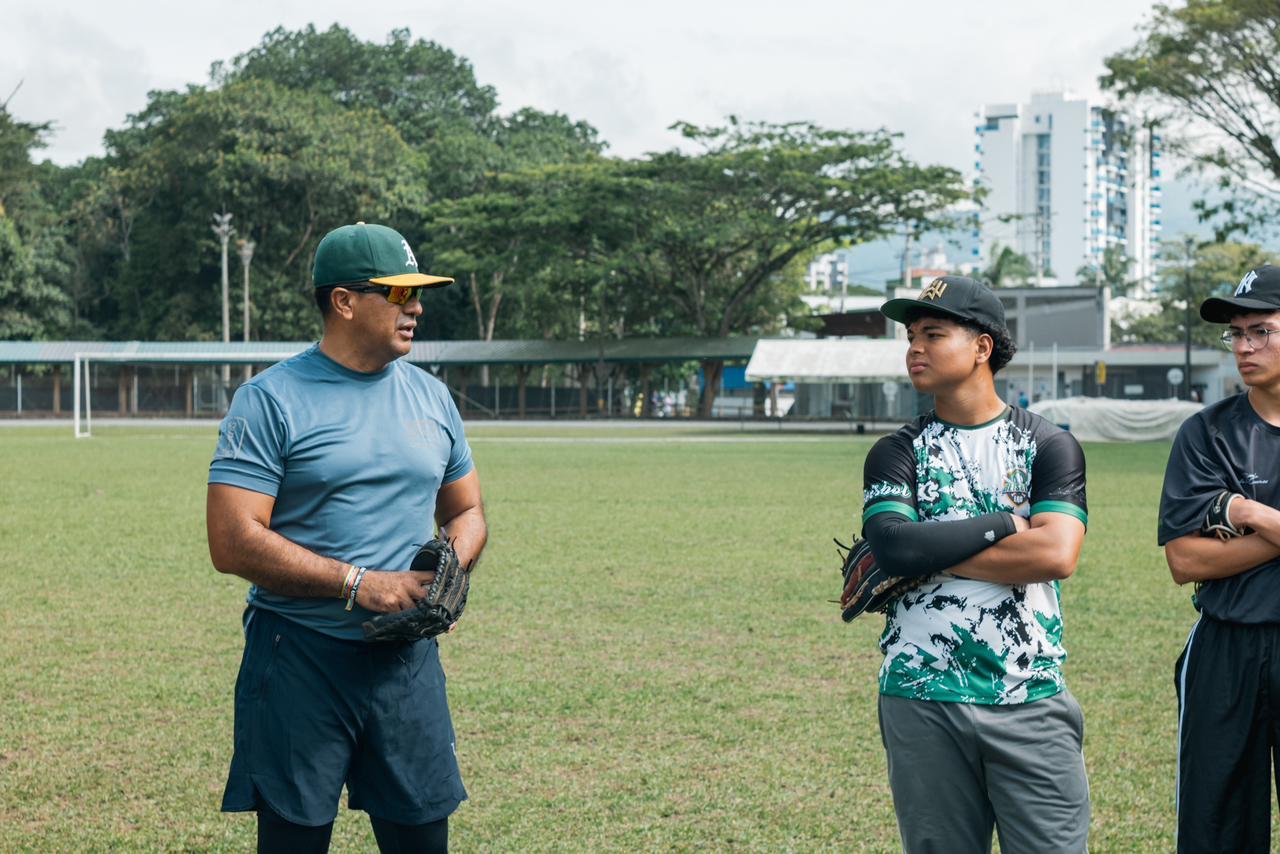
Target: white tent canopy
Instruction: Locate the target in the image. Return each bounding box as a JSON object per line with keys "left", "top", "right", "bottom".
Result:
{"left": 745, "top": 338, "right": 909, "bottom": 383}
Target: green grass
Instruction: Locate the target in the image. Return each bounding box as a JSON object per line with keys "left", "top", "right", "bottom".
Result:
{"left": 0, "top": 426, "right": 1214, "bottom": 850}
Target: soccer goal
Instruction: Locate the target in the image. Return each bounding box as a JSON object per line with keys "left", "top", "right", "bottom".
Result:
{"left": 72, "top": 350, "right": 300, "bottom": 437}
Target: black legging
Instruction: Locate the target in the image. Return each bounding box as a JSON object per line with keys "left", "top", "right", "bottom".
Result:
{"left": 369, "top": 814, "right": 449, "bottom": 854}
{"left": 257, "top": 804, "right": 447, "bottom": 854}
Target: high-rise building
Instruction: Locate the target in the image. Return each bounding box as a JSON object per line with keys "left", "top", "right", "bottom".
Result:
{"left": 970, "top": 91, "right": 1161, "bottom": 293}
{"left": 805, "top": 252, "right": 850, "bottom": 292}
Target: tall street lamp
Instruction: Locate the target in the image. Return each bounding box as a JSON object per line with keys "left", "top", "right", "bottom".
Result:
{"left": 211, "top": 212, "right": 235, "bottom": 406}
{"left": 238, "top": 237, "right": 255, "bottom": 382}
{"left": 1183, "top": 235, "right": 1195, "bottom": 402}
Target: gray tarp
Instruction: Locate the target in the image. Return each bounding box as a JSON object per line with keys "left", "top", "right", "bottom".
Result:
{"left": 1029, "top": 396, "right": 1202, "bottom": 442}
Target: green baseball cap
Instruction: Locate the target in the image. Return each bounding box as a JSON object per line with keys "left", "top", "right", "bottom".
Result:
{"left": 312, "top": 222, "right": 454, "bottom": 289}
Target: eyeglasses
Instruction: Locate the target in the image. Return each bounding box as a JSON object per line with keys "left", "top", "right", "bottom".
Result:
{"left": 341, "top": 284, "right": 424, "bottom": 306}
{"left": 1220, "top": 327, "right": 1280, "bottom": 350}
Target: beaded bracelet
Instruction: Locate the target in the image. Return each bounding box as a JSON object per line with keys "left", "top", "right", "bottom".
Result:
{"left": 344, "top": 567, "right": 368, "bottom": 611}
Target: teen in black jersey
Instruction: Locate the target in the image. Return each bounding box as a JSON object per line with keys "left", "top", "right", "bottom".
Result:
{"left": 1159, "top": 264, "right": 1280, "bottom": 853}
{"left": 864, "top": 277, "right": 1090, "bottom": 854}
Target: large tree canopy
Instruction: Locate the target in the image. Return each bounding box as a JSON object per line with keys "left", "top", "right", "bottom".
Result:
{"left": 581, "top": 120, "right": 967, "bottom": 414}
{"left": 215, "top": 26, "right": 603, "bottom": 202}
{"left": 213, "top": 26, "right": 497, "bottom": 147}
{"left": 1102, "top": 0, "right": 1280, "bottom": 233}
{"left": 92, "top": 79, "right": 427, "bottom": 340}
{"left": 0, "top": 106, "right": 71, "bottom": 339}
{"left": 3, "top": 25, "right": 963, "bottom": 384}
{"left": 1114, "top": 240, "right": 1274, "bottom": 346}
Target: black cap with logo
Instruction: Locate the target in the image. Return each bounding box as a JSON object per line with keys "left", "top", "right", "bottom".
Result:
{"left": 880, "top": 276, "right": 1008, "bottom": 332}
{"left": 1200, "top": 265, "right": 1280, "bottom": 323}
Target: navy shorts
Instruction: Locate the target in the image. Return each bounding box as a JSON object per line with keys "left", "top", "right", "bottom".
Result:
{"left": 221, "top": 607, "right": 467, "bottom": 827}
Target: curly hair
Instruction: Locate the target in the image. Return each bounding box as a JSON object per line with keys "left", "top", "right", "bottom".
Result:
{"left": 903, "top": 308, "right": 1018, "bottom": 374}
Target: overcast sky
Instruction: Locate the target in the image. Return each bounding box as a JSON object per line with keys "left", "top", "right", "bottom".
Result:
{"left": 3, "top": 0, "right": 1216, "bottom": 278}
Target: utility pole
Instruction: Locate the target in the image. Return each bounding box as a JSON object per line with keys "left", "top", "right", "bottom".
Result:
{"left": 238, "top": 237, "right": 255, "bottom": 383}
{"left": 1183, "top": 235, "right": 1194, "bottom": 401}
{"left": 211, "top": 212, "right": 235, "bottom": 407}
{"left": 901, "top": 231, "right": 913, "bottom": 292}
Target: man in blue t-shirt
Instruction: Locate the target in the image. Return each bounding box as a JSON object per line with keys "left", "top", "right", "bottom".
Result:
{"left": 207, "top": 222, "right": 487, "bottom": 854}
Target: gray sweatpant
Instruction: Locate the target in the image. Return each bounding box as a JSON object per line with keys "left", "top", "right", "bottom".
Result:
{"left": 878, "top": 690, "right": 1090, "bottom": 854}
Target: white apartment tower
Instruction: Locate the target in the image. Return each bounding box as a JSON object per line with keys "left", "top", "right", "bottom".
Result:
{"left": 805, "top": 252, "right": 850, "bottom": 292}
{"left": 971, "top": 92, "right": 1161, "bottom": 292}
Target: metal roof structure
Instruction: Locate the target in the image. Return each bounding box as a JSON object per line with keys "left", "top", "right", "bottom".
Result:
{"left": 0, "top": 337, "right": 759, "bottom": 367}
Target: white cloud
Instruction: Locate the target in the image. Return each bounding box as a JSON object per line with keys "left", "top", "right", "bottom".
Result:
{"left": 5, "top": 0, "right": 1163, "bottom": 170}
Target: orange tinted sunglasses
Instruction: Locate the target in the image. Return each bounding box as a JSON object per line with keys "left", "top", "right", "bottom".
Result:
{"left": 343, "top": 284, "right": 424, "bottom": 305}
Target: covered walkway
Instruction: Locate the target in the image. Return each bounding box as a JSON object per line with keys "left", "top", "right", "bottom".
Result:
{"left": 0, "top": 337, "right": 759, "bottom": 419}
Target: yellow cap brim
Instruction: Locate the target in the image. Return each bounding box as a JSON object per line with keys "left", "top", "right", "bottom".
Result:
{"left": 370, "top": 273, "right": 455, "bottom": 288}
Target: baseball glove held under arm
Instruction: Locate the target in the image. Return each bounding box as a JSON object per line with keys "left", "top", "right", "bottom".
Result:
{"left": 362, "top": 538, "right": 471, "bottom": 642}
{"left": 1202, "top": 489, "right": 1252, "bottom": 541}
{"left": 836, "top": 535, "right": 927, "bottom": 622}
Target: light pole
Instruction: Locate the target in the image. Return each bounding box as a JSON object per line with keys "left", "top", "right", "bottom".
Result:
{"left": 211, "top": 212, "right": 235, "bottom": 407}
{"left": 238, "top": 237, "right": 255, "bottom": 382}
{"left": 1183, "top": 235, "right": 1195, "bottom": 401}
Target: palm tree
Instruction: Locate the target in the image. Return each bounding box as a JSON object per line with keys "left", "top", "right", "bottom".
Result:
{"left": 1076, "top": 245, "right": 1138, "bottom": 294}
{"left": 983, "top": 243, "right": 1035, "bottom": 288}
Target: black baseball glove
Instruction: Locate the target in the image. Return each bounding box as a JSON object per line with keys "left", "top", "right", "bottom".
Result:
{"left": 1202, "top": 489, "right": 1251, "bottom": 541}
{"left": 836, "top": 535, "right": 927, "bottom": 622}
{"left": 362, "top": 538, "right": 471, "bottom": 643}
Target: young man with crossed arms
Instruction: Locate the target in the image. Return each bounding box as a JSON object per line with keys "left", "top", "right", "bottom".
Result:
{"left": 860, "top": 276, "right": 1090, "bottom": 853}
{"left": 1160, "top": 265, "right": 1280, "bottom": 853}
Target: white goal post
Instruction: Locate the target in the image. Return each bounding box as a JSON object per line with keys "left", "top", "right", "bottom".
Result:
{"left": 72, "top": 350, "right": 300, "bottom": 438}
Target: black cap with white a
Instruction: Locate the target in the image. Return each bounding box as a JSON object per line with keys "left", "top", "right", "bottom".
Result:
{"left": 880, "top": 276, "right": 1008, "bottom": 332}
{"left": 1200, "top": 265, "right": 1280, "bottom": 323}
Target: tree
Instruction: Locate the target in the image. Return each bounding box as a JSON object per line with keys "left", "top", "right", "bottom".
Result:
{"left": 87, "top": 79, "right": 428, "bottom": 340}
{"left": 1113, "top": 239, "right": 1274, "bottom": 346}
{"left": 0, "top": 216, "right": 70, "bottom": 339}
{"left": 1102, "top": 0, "right": 1280, "bottom": 234}
{"left": 213, "top": 25, "right": 497, "bottom": 147}
{"left": 0, "top": 102, "right": 47, "bottom": 218}
{"left": 983, "top": 243, "right": 1036, "bottom": 288}
{"left": 0, "top": 104, "right": 72, "bottom": 339}
{"left": 214, "top": 26, "right": 603, "bottom": 203}
{"left": 601, "top": 119, "right": 968, "bottom": 415}
{"left": 215, "top": 26, "right": 494, "bottom": 202}
{"left": 1076, "top": 244, "right": 1142, "bottom": 293}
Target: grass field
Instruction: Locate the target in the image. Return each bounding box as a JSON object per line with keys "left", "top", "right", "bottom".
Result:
{"left": 0, "top": 424, "right": 1225, "bottom": 850}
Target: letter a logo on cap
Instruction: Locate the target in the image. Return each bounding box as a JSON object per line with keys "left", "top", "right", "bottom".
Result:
{"left": 1237, "top": 270, "right": 1258, "bottom": 296}
{"left": 920, "top": 278, "right": 948, "bottom": 301}
{"left": 401, "top": 239, "right": 417, "bottom": 269}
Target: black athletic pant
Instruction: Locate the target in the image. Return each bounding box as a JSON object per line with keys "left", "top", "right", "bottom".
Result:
{"left": 1175, "top": 616, "right": 1280, "bottom": 853}
{"left": 257, "top": 804, "right": 448, "bottom": 854}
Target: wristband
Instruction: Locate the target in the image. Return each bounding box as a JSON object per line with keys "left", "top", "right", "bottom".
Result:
{"left": 340, "top": 565, "right": 358, "bottom": 600}
{"left": 345, "top": 567, "right": 368, "bottom": 611}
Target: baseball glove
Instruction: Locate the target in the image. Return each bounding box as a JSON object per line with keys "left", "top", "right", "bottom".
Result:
{"left": 1202, "top": 490, "right": 1251, "bottom": 541}
{"left": 362, "top": 538, "right": 471, "bottom": 643}
{"left": 836, "top": 535, "right": 926, "bottom": 622}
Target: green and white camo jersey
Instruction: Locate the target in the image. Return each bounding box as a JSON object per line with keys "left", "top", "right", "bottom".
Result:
{"left": 861, "top": 406, "right": 1088, "bottom": 705}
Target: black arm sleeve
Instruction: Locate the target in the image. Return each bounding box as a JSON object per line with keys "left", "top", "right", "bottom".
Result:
{"left": 863, "top": 510, "right": 1018, "bottom": 578}
{"left": 861, "top": 432, "right": 1016, "bottom": 578}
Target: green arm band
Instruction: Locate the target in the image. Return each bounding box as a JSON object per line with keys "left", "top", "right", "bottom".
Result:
{"left": 862, "top": 501, "right": 919, "bottom": 523}
{"left": 1030, "top": 500, "right": 1088, "bottom": 528}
